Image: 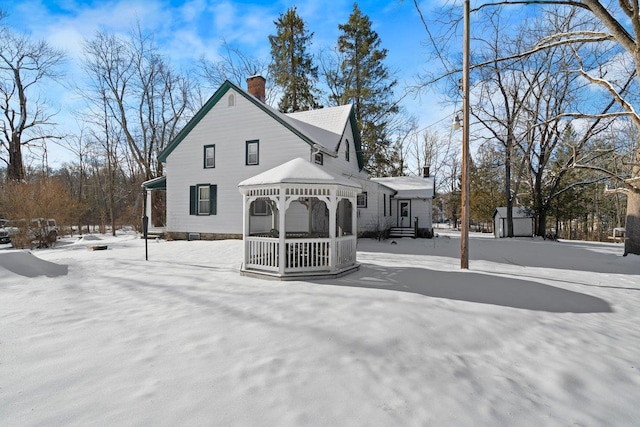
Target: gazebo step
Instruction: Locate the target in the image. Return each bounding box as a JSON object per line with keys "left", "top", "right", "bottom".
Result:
{"left": 241, "top": 263, "right": 360, "bottom": 281}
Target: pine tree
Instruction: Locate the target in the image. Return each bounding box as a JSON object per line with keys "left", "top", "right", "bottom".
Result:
{"left": 268, "top": 7, "right": 319, "bottom": 113}
{"left": 334, "top": 3, "right": 398, "bottom": 176}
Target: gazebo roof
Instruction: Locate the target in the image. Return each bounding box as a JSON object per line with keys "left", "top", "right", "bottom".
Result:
{"left": 238, "top": 158, "right": 361, "bottom": 190}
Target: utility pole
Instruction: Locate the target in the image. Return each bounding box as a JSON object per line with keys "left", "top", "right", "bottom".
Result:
{"left": 461, "top": 0, "right": 470, "bottom": 269}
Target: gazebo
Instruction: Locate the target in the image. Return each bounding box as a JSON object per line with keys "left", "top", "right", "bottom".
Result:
{"left": 238, "top": 158, "right": 361, "bottom": 280}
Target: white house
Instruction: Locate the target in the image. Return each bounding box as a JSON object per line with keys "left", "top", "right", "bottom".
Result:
{"left": 146, "top": 76, "right": 434, "bottom": 241}
{"left": 493, "top": 207, "right": 535, "bottom": 238}
{"left": 372, "top": 171, "right": 435, "bottom": 237}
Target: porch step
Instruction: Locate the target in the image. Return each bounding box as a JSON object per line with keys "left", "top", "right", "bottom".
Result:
{"left": 389, "top": 227, "right": 415, "bottom": 238}
{"left": 142, "top": 227, "right": 166, "bottom": 239}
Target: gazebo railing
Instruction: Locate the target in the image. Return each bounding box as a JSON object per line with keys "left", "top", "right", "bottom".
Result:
{"left": 246, "top": 237, "right": 279, "bottom": 272}
{"left": 245, "top": 234, "right": 356, "bottom": 275}
{"left": 336, "top": 235, "right": 357, "bottom": 268}
{"left": 285, "top": 238, "right": 330, "bottom": 272}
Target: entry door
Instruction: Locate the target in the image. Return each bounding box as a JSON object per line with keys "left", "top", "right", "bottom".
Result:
{"left": 398, "top": 200, "right": 411, "bottom": 227}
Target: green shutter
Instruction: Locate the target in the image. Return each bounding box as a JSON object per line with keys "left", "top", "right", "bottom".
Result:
{"left": 189, "top": 185, "right": 196, "bottom": 215}
{"left": 209, "top": 184, "right": 217, "bottom": 215}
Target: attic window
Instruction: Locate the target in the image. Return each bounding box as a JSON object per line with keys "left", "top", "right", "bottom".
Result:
{"left": 228, "top": 93, "right": 235, "bottom": 107}
{"left": 314, "top": 152, "right": 324, "bottom": 165}
{"left": 345, "top": 139, "right": 350, "bottom": 162}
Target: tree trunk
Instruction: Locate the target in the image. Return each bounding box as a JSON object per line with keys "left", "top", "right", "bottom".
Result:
{"left": 537, "top": 210, "right": 547, "bottom": 238}
{"left": 8, "top": 135, "right": 24, "bottom": 181}
{"left": 505, "top": 140, "right": 514, "bottom": 237}
{"left": 624, "top": 190, "right": 640, "bottom": 256}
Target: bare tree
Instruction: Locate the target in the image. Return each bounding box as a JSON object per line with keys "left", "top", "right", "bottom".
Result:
{"left": 416, "top": 0, "right": 640, "bottom": 255}
{"left": 197, "top": 40, "right": 273, "bottom": 105}
{"left": 413, "top": 128, "right": 458, "bottom": 193}
{"left": 0, "top": 15, "right": 65, "bottom": 181}
{"left": 81, "top": 26, "right": 191, "bottom": 181}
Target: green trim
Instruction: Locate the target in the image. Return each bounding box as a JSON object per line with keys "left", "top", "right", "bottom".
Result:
{"left": 348, "top": 108, "right": 364, "bottom": 171}
{"left": 159, "top": 81, "right": 237, "bottom": 163}
{"left": 345, "top": 139, "right": 350, "bottom": 162}
{"left": 158, "top": 79, "right": 365, "bottom": 171}
{"left": 143, "top": 175, "right": 166, "bottom": 190}
{"left": 209, "top": 184, "right": 217, "bottom": 215}
{"left": 189, "top": 185, "right": 196, "bottom": 215}
{"left": 204, "top": 144, "right": 215, "bottom": 168}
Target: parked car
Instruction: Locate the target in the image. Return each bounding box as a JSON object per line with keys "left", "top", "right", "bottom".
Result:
{"left": 0, "top": 219, "right": 11, "bottom": 244}
{"left": 4, "top": 218, "right": 59, "bottom": 248}
{"left": 28, "top": 218, "right": 59, "bottom": 248}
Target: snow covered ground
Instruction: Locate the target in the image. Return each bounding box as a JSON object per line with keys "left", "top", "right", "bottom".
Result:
{"left": 1, "top": 230, "right": 639, "bottom": 426}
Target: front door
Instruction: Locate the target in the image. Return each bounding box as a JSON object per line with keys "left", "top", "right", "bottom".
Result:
{"left": 398, "top": 200, "right": 411, "bottom": 227}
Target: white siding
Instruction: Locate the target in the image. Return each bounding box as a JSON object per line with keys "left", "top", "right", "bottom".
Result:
{"left": 357, "top": 181, "right": 395, "bottom": 233}
{"left": 495, "top": 217, "right": 534, "bottom": 238}
{"left": 166, "top": 89, "right": 310, "bottom": 235}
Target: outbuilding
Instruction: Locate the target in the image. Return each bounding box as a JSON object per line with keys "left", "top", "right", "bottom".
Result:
{"left": 493, "top": 207, "right": 534, "bottom": 238}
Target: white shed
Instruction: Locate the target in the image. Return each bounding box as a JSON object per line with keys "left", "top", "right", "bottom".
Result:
{"left": 493, "top": 207, "right": 534, "bottom": 238}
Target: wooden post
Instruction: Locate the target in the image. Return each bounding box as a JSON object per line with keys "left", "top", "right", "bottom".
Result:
{"left": 461, "top": 0, "right": 470, "bottom": 269}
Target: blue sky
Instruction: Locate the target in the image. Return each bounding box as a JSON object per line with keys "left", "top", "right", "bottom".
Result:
{"left": 4, "top": 0, "right": 452, "bottom": 168}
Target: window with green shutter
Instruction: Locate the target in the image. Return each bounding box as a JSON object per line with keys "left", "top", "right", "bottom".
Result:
{"left": 189, "top": 184, "right": 217, "bottom": 215}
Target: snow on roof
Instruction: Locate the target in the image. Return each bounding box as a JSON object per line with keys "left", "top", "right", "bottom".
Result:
{"left": 284, "top": 116, "right": 342, "bottom": 152}
{"left": 238, "top": 158, "right": 361, "bottom": 189}
{"left": 247, "top": 99, "right": 348, "bottom": 153}
{"left": 281, "top": 106, "right": 352, "bottom": 152}
{"left": 372, "top": 176, "right": 434, "bottom": 198}
{"left": 286, "top": 105, "right": 352, "bottom": 150}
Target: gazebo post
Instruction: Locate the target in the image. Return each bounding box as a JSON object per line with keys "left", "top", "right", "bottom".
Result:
{"left": 329, "top": 188, "right": 337, "bottom": 272}
{"left": 278, "top": 187, "right": 286, "bottom": 275}
{"left": 242, "top": 195, "right": 248, "bottom": 269}
{"left": 351, "top": 196, "right": 357, "bottom": 239}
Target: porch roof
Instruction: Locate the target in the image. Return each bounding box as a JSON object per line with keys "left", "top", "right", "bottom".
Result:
{"left": 142, "top": 175, "right": 166, "bottom": 190}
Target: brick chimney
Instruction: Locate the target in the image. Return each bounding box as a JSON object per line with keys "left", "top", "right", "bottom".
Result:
{"left": 247, "top": 75, "right": 266, "bottom": 103}
{"left": 423, "top": 166, "right": 430, "bottom": 178}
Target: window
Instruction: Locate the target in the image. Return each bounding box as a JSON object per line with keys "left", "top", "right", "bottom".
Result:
{"left": 204, "top": 145, "right": 215, "bottom": 168}
{"left": 252, "top": 200, "right": 270, "bottom": 216}
{"left": 246, "top": 140, "right": 259, "bottom": 165}
{"left": 228, "top": 93, "right": 235, "bottom": 107}
{"left": 314, "top": 152, "right": 323, "bottom": 165}
{"left": 357, "top": 192, "right": 367, "bottom": 208}
{"left": 383, "top": 194, "right": 387, "bottom": 216}
{"left": 198, "top": 186, "right": 210, "bottom": 214}
{"left": 400, "top": 201, "right": 409, "bottom": 217}
{"left": 345, "top": 139, "right": 350, "bottom": 162}
{"left": 189, "top": 184, "right": 217, "bottom": 215}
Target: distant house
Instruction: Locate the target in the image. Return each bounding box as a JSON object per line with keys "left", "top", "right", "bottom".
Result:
{"left": 145, "top": 76, "right": 434, "bottom": 240}
{"left": 372, "top": 169, "right": 434, "bottom": 237}
{"left": 493, "top": 207, "right": 534, "bottom": 238}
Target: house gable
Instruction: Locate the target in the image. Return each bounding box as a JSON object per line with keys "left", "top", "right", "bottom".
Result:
{"left": 158, "top": 79, "right": 364, "bottom": 170}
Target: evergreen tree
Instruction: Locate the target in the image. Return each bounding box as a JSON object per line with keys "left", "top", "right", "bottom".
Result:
{"left": 470, "top": 144, "right": 504, "bottom": 231}
{"left": 268, "top": 7, "right": 319, "bottom": 113}
{"left": 334, "top": 3, "right": 398, "bottom": 176}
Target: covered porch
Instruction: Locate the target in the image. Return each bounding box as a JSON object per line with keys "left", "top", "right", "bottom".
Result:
{"left": 141, "top": 176, "right": 167, "bottom": 237}
{"left": 238, "top": 158, "right": 360, "bottom": 280}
